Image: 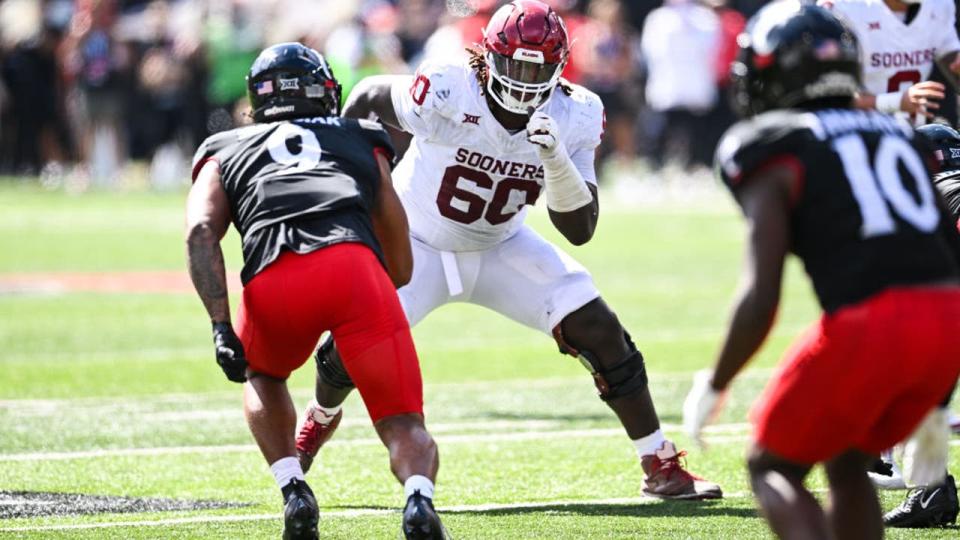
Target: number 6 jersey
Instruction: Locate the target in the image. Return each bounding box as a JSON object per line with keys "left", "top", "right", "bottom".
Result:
{"left": 716, "top": 108, "right": 960, "bottom": 313}
{"left": 191, "top": 117, "right": 394, "bottom": 284}
{"left": 390, "top": 60, "right": 604, "bottom": 252}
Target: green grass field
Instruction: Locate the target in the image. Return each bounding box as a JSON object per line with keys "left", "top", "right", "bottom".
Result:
{"left": 0, "top": 182, "right": 957, "bottom": 539}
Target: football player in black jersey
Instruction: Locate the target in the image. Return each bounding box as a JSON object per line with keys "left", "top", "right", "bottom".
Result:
{"left": 682, "top": 3, "right": 960, "bottom": 539}
{"left": 877, "top": 122, "right": 960, "bottom": 529}
{"left": 186, "top": 43, "right": 446, "bottom": 540}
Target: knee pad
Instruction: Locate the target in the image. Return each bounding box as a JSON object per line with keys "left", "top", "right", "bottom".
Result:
{"left": 578, "top": 331, "right": 648, "bottom": 402}
{"left": 315, "top": 336, "right": 355, "bottom": 390}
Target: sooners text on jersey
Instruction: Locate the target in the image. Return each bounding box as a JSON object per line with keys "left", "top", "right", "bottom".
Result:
{"left": 390, "top": 59, "right": 604, "bottom": 251}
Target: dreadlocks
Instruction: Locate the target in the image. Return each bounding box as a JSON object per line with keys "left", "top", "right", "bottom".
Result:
{"left": 466, "top": 45, "right": 574, "bottom": 98}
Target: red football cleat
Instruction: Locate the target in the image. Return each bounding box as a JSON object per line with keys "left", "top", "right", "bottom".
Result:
{"left": 641, "top": 441, "right": 723, "bottom": 500}
{"left": 296, "top": 402, "right": 343, "bottom": 474}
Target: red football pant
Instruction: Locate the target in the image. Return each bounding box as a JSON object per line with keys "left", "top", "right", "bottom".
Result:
{"left": 236, "top": 243, "right": 423, "bottom": 422}
{"left": 752, "top": 286, "right": 960, "bottom": 464}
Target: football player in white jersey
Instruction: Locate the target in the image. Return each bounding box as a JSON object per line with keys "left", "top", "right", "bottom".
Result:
{"left": 820, "top": 0, "right": 960, "bottom": 120}
{"left": 294, "top": 0, "right": 722, "bottom": 501}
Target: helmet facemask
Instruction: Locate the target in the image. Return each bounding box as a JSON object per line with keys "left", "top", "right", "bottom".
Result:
{"left": 485, "top": 49, "right": 564, "bottom": 114}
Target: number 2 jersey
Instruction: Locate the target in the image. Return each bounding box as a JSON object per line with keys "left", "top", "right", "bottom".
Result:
{"left": 191, "top": 117, "right": 394, "bottom": 284}
{"left": 716, "top": 108, "right": 960, "bottom": 312}
{"left": 820, "top": 0, "right": 960, "bottom": 96}
{"left": 390, "top": 60, "right": 604, "bottom": 251}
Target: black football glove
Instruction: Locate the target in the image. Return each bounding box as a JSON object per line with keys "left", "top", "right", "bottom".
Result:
{"left": 212, "top": 322, "right": 248, "bottom": 383}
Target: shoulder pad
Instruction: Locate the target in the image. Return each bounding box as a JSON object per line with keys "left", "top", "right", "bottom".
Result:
{"left": 191, "top": 130, "right": 237, "bottom": 181}
{"left": 715, "top": 111, "right": 820, "bottom": 187}
{"left": 553, "top": 82, "right": 605, "bottom": 150}
{"left": 408, "top": 59, "right": 470, "bottom": 121}
{"left": 347, "top": 118, "right": 396, "bottom": 164}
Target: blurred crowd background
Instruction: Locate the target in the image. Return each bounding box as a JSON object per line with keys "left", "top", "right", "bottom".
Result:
{"left": 0, "top": 0, "right": 836, "bottom": 189}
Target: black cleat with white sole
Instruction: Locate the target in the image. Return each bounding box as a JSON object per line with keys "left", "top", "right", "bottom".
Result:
{"left": 402, "top": 490, "right": 446, "bottom": 539}
{"left": 884, "top": 474, "right": 959, "bottom": 528}
{"left": 282, "top": 479, "right": 319, "bottom": 540}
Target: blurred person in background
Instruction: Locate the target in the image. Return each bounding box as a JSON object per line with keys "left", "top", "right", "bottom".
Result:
{"left": 126, "top": 0, "right": 197, "bottom": 188}
{"left": 394, "top": 0, "right": 445, "bottom": 66}
{"left": 703, "top": 0, "right": 745, "bottom": 165}
{"left": 421, "top": 0, "right": 498, "bottom": 64}
{"left": 61, "top": 0, "right": 131, "bottom": 186}
{"left": 325, "top": 2, "right": 408, "bottom": 100}
{"left": 326, "top": 2, "right": 413, "bottom": 156}
{"left": 820, "top": 0, "right": 960, "bottom": 125}
{"left": 0, "top": 0, "right": 72, "bottom": 175}
{"left": 203, "top": 0, "right": 263, "bottom": 134}
{"left": 640, "top": 0, "right": 719, "bottom": 172}
{"left": 572, "top": 0, "right": 640, "bottom": 176}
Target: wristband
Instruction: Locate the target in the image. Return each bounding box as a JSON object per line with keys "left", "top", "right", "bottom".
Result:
{"left": 875, "top": 91, "right": 904, "bottom": 114}
{"left": 541, "top": 147, "right": 594, "bottom": 213}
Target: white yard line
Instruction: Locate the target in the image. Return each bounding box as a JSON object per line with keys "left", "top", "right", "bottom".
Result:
{"left": 0, "top": 493, "right": 758, "bottom": 533}
{"left": 0, "top": 370, "right": 778, "bottom": 409}
{"left": 0, "top": 424, "right": 752, "bottom": 463}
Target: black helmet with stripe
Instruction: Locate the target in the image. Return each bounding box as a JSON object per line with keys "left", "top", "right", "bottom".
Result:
{"left": 730, "top": 1, "right": 861, "bottom": 117}
{"left": 246, "top": 42, "right": 341, "bottom": 123}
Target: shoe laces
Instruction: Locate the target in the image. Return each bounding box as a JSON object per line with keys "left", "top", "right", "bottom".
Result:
{"left": 657, "top": 449, "right": 700, "bottom": 481}
{"left": 296, "top": 417, "right": 328, "bottom": 453}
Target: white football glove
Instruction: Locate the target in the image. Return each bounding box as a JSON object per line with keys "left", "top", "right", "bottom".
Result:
{"left": 526, "top": 111, "right": 561, "bottom": 156}
{"left": 902, "top": 407, "right": 949, "bottom": 488}
{"left": 682, "top": 369, "right": 727, "bottom": 448}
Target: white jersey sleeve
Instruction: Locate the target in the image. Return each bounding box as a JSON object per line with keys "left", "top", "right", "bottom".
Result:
{"left": 553, "top": 84, "right": 604, "bottom": 186}
{"left": 390, "top": 60, "right": 466, "bottom": 140}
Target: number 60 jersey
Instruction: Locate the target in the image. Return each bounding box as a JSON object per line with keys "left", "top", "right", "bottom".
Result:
{"left": 391, "top": 60, "right": 604, "bottom": 252}
{"left": 716, "top": 109, "right": 960, "bottom": 313}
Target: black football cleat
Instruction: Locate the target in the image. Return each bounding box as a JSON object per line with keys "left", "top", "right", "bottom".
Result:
{"left": 282, "top": 479, "right": 319, "bottom": 540}
{"left": 884, "top": 474, "right": 958, "bottom": 528}
{"left": 402, "top": 490, "right": 447, "bottom": 539}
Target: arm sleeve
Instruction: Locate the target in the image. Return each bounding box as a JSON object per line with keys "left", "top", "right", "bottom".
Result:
{"left": 570, "top": 147, "right": 598, "bottom": 186}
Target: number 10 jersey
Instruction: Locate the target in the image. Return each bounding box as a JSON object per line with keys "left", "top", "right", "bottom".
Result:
{"left": 716, "top": 108, "right": 960, "bottom": 313}
{"left": 391, "top": 60, "right": 604, "bottom": 252}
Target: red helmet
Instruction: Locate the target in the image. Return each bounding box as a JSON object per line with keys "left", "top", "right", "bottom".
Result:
{"left": 482, "top": 0, "right": 569, "bottom": 114}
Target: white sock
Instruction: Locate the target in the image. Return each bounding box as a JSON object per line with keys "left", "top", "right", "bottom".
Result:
{"left": 270, "top": 456, "right": 305, "bottom": 489}
{"left": 633, "top": 429, "right": 666, "bottom": 458}
{"left": 403, "top": 474, "right": 435, "bottom": 500}
{"left": 309, "top": 400, "right": 342, "bottom": 425}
